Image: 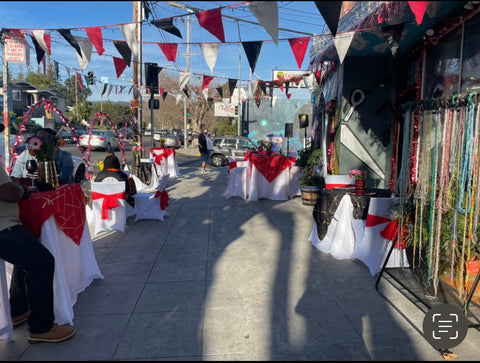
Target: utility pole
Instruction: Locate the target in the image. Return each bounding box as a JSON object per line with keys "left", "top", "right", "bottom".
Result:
{"left": 133, "top": 1, "right": 143, "bottom": 154}
{"left": 75, "top": 72, "right": 79, "bottom": 124}
{"left": 2, "top": 50, "right": 9, "bottom": 170}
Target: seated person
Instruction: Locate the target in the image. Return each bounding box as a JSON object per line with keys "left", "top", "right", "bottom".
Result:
{"left": 95, "top": 153, "right": 136, "bottom": 207}
{"left": 11, "top": 148, "right": 36, "bottom": 178}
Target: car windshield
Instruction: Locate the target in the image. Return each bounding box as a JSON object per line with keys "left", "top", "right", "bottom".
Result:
{"left": 90, "top": 130, "right": 105, "bottom": 136}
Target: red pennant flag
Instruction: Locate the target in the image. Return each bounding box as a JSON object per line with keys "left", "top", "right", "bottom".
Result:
{"left": 196, "top": 8, "right": 225, "bottom": 43}
{"left": 86, "top": 26, "right": 105, "bottom": 55}
{"left": 44, "top": 33, "right": 51, "bottom": 55}
{"left": 10, "top": 29, "right": 27, "bottom": 43}
{"left": 202, "top": 75, "right": 214, "bottom": 91}
{"left": 113, "top": 57, "right": 127, "bottom": 78}
{"left": 76, "top": 72, "right": 83, "bottom": 92}
{"left": 286, "top": 93, "right": 292, "bottom": 99}
{"left": 288, "top": 37, "right": 310, "bottom": 69}
{"left": 160, "top": 87, "right": 164, "bottom": 95}
{"left": 408, "top": 1, "right": 428, "bottom": 25}
{"left": 157, "top": 43, "right": 178, "bottom": 62}
{"left": 42, "top": 56, "right": 46, "bottom": 76}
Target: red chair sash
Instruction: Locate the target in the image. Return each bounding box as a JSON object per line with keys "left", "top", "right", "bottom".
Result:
{"left": 91, "top": 191, "right": 126, "bottom": 220}
{"left": 154, "top": 190, "right": 170, "bottom": 210}
{"left": 228, "top": 160, "right": 237, "bottom": 173}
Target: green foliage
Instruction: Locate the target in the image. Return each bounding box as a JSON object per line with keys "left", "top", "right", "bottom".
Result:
{"left": 214, "top": 118, "right": 237, "bottom": 135}
{"left": 93, "top": 101, "right": 133, "bottom": 124}
{"left": 296, "top": 145, "right": 325, "bottom": 187}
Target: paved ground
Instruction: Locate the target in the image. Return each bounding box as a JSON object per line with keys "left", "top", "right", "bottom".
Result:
{"left": 1, "top": 148, "right": 480, "bottom": 360}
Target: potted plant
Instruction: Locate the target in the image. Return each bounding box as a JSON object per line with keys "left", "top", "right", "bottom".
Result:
{"left": 295, "top": 145, "right": 325, "bottom": 205}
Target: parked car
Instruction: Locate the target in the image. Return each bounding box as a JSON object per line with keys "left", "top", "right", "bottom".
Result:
{"left": 209, "top": 135, "right": 258, "bottom": 167}
{"left": 79, "top": 129, "right": 120, "bottom": 152}
{"left": 154, "top": 132, "right": 180, "bottom": 149}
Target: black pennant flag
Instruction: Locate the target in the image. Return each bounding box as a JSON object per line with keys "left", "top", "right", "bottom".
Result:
{"left": 314, "top": 1, "right": 343, "bottom": 37}
{"left": 242, "top": 41, "right": 263, "bottom": 74}
{"left": 30, "top": 34, "right": 45, "bottom": 64}
{"left": 151, "top": 18, "right": 182, "bottom": 39}
{"left": 58, "top": 29, "right": 83, "bottom": 57}
{"left": 114, "top": 41, "right": 132, "bottom": 67}
{"left": 228, "top": 78, "right": 237, "bottom": 98}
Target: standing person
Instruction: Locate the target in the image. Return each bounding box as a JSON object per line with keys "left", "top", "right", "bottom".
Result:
{"left": 0, "top": 122, "right": 76, "bottom": 344}
{"left": 198, "top": 127, "right": 212, "bottom": 174}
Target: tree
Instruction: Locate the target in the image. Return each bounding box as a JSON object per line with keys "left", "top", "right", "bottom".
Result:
{"left": 93, "top": 101, "right": 133, "bottom": 127}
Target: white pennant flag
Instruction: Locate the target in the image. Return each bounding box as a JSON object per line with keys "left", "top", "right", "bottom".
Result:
{"left": 107, "top": 84, "right": 114, "bottom": 98}
{"left": 202, "top": 88, "right": 209, "bottom": 100}
{"left": 26, "top": 46, "right": 30, "bottom": 70}
{"left": 175, "top": 92, "right": 183, "bottom": 104}
{"left": 74, "top": 36, "right": 93, "bottom": 71}
{"left": 246, "top": 1, "right": 279, "bottom": 45}
{"left": 272, "top": 95, "right": 278, "bottom": 107}
{"left": 250, "top": 81, "right": 258, "bottom": 97}
{"left": 200, "top": 43, "right": 220, "bottom": 73}
{"left": 178, "top": 71, "right": 192, "bottom": 89}
{"left": 32, "top": 30, "right": 49, "bottom": 54}
{"left": 333, "top": 31, "right": 355, "bottom": 64}
{"left": 119, "top": 23, "right": 139, "bottom": 60}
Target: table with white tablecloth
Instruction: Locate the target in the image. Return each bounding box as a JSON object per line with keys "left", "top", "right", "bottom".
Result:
{"left": 0, "top": 184, "right": 104, "bottom": 341}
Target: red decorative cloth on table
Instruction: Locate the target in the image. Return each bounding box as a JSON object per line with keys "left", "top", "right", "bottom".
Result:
{"left": 366, "top": 215, "right": 407, "bottom": 249}
{"left": 250, "top": 155, "right": 292, "bottom": 183}
{"left": 153, "top": 190, "right": 169, "bottom": 210}
{"left": 91, "top": 191, "right": 126, "bottom": 220}
{"left": 19, "top": 184, "right": 87, "bottom": 245}
{"left": 150, "top": 147, "right": 175, "bottom": 165}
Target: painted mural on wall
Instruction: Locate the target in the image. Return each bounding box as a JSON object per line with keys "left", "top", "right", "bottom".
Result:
{"left": 242, "top": 99, "right": 312, "bottom": 155}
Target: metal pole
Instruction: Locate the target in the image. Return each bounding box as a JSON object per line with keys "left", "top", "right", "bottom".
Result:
{"left": 184, "top": 15, "right": 190, "bottom": 149}
{"left": 137, "top": 1, "right": 143, "bottom": 156}
{"left": 75, "top": 72, "right": 79, "bottom": 124}
{"left": 150, "top": 92, "right": 154, "bottom": 149}
{"left": 237, "top": 20, "right": 242, "bottom": 136}
{"left": 2, "top": 50, "right": 9, "bottom": 170}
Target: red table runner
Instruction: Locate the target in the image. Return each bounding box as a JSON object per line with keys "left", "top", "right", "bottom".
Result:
{"left": 19, "top": 183, "right": 87, "bottom": 245}
{"left": 250, "top": 154, "right": 292, "bottom": 183}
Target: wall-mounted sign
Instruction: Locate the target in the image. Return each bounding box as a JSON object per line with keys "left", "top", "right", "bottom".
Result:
{"left": 272, "top": 70, "right": 313, "bottom": 88}
{"left": 214, "top": 100, "right": 237, "bottom": 117}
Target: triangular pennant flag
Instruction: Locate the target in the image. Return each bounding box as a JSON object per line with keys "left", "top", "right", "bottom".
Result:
{"left": 113, "top": 56, "right": 128, "bottom": 78}
{"left": 200, "top": 43, "right": 219, "bottom": 74}
{"left": 128, "top": 85, "right": 133, "bottom": 94}
{"left": 333, "top": 31, "right": 355, "bottom": 64}
{"left": 151, "top": 18, "right": 182, "bottom": 38}
{"left": 272, "top": 95, "right": 278, "bottom": 107}
{"left": 286, "top": 93, "right": 292, "bottom": 99}
{"left": 76, "top": 72, "right": 83, "bottom": 93}
{"left": 32, "top": 30, "right": 49, "bottom": 55}
{"left": 162, "top": 91, "right": 168, "bottom": 101}
{"left": 195, "top": 8, "right": 225, "bottom": 43}
{"left": 216, "top": 87, "right": 223, "bottom": 98}
{"left": 107, "top": 84, "right": 113, "bottom": 98}
{"left": 408, "top": 1, "right": 428, "bottom": 25}
{"left": 9, "top": 29, "right": 27, "bottom": 43}
{"left": 381, "top": 23, "right": 404, "bottom": 57}
{"left": 285, "top": 82, "right": 289, "bottom": 95}
{"left": 157, "top": 43, "right": 178, "bottom": 62}
{"left": 143, "top": 1, "right": 152, "bottom": 20}
{"left": 54, "top": 60, "right": 59, "bottom": 79}
{"left": 202, "top": 75, "right": 214, "bottom": 91}
{"left": 315, "top": 70, "right": 322, "bottom": 85}
{"left": 175, "top": 92, "right": 183, "bottom": 104}
{"left": 259, "top": 81, "right": 267, "bottom": 95}
{"left": 30, "top": 34, "right": 45, "bottom": 65}
{"left": 246, "top": 1, "right": 278, "bottom": 45}
{"left": 74, "top": 36, "right": 93, "bottom": 71}
{"left": 288, "top": 36, "right": 310, "bottom": 69}
{"left": 85, "top": 26, "right": 105, "bottom": 55}
{"left": 26, "top": 45, "right": 30, "bottom": 70}
{"left": 242, "top": 41, "right": 263, "bottom": 73}
{"left": 113, "top": 40, "right": 132, "bottom": 67}
{"left": 179, "top": 71, "right": 192, "bottom": 90}
{"left": 119, "top": 23, "right": 139, "bottom": 60}
{"left": 183, "top": 88, "right": 190, "bottom": 98}
{"left": 202, "top": 88, "right": 209, "bottom": 100}
{"left": 159, "top": 87, "right": 164, "bottom": 95}
{"left": 314, "top": 1, "right": 343, "bottom": 37}
{"left": 119, "top": 86, "right": 126, "bottom": 94}
{"left": 58, "top": 29, "right": 83, "bottom": 57}
{"left": 42, "top": 56, "right": 46, "bottom": 76}
{"left": 250, "top": 81, "right": 258, "bottom": 97}
{"left": 44, "top": 33, "right": 51, "bottom": 55}
{"left": 228, "top": 78, "right": 237, "bottom": 97}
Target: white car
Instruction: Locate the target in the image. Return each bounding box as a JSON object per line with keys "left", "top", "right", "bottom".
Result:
{"left": 79, "top": 129, "right": 120, "bottom": 152}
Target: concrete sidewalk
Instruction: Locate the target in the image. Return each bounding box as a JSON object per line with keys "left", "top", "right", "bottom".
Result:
{"left": 1, "top": 162, "right": 480, "bottom": 360}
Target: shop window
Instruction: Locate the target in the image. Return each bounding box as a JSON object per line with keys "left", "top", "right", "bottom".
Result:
{"left": 12, "top": 91, "right": 21, "bottom": 101}
{"left": 461, "top": 14, "right": 480, "bottom": 92}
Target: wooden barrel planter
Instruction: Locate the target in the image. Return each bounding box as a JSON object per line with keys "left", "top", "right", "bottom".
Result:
{"left": 300, "top": 185, "right": 321, "bottom": 206}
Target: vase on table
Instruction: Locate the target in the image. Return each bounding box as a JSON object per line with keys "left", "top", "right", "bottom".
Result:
{"left": 134, "top": 153, "right": 141, "bottom": 165}
{"left": 37, "top": 161, "right": 59, "bottom": 188}
{"left": 159, "top": 144, "right": 165, "bottom": 149}
{"left": 354, "top": 179, "right": 365, "bottom": 193}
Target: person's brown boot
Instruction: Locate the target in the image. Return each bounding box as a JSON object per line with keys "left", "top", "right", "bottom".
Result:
{"left": 28, "top": 324, "right": 76, "bottom": 344}
{"left": 11, "top": 311, "right": 30, "bottom": 328}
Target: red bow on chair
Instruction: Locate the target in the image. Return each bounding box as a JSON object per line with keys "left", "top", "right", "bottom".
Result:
{"left": 153, "top": 153, "right": 165, "bottom": 165}
{"left": 91, "top": 191, "right": 126, "bottom": 220}
{"left": 228, "top": 160, "right": 237, "bottom": 174}
{"left": 154, "top": 190, "right": 169, "bottom": 210}
{"left": 365, "top": 215, "right": 408, "bottom": 249}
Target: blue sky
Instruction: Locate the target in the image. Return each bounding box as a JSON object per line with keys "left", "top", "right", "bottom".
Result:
{"left": 0, "top": 1, "right": 325, "bottom": 102}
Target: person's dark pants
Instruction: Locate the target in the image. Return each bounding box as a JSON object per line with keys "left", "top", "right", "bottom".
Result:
{"left": 0, "top": 225, "right": 55, "bottom": 334}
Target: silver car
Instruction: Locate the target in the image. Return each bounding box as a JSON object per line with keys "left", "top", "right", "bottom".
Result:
{"left": 79, "top": 129, "right": 120, "bottom": 152}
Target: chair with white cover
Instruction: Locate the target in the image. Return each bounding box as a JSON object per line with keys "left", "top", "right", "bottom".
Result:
{"left": 90, "top": 181, "right": 127, "bottom": 235}
{"left": 0, "top": 259, "right": 12, "bottom": 342}
{"left": 226, "top": 159, "right": 250, "bottom": 200}
{"left": 352, "top": 197, "right": 409, "bottom": 276}
{"left": 133, "top": 174, "right": 170, "bottom": 221}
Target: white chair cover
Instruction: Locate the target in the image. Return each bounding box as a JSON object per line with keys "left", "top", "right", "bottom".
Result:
{"left": 0, "top": 259, "right": 12, "bottom": 342}
{"left": 289, "top": 166, "right": 303, "bottom": 198}
{"left": 133, "top": 174, "right": 170, "bottom": 221}
{"left": 226, "top": 166, "right": 250, "bottom": 200}
{"left": 91, "top": 182, "right": 127, "bottom": 235}
{"left": 352, "top": 197, "right": 409, "bottom": 276}
{"left": 130, "top": 165, "right": 160, "bottom": 193}
{"left": 150, "top": 148, "right": 180, "bottom": 179}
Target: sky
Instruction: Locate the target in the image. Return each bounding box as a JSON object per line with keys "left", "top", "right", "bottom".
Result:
{"left": 0, "top": 1, "right": 326, "bottom": 103}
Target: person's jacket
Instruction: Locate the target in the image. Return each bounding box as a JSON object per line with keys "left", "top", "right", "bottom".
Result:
{"left": 55, "top": 149, "right": 74, "bottom": 184}
{"left": 198, "top": 133, "right": 207, "bottom": 154}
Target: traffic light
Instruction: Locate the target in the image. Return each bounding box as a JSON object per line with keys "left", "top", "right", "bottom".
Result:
{"left": 145, "top": 62, "right": 159, "bottom": 94}
{"left": 87, "top": 71, "right": 94, "bottom": 85}
{"left": 234, "top": 105, "right": 238, "bottom": 115}
{"left": 186, "top": 108, "right": 190, "bottom": 117}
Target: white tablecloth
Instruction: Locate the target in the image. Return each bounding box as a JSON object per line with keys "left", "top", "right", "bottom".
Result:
{"left": 2, "top": 216, "right": 104, "bottom": 331}
{"left": 150, "top": 148, "right": 180, "bottom": 179}
{"left": 248, "top": 165, "right": 295, "bottom": 201}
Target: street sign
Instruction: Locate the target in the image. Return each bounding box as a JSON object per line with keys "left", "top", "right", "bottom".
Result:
{"left": 4, "top": 35, "right": 26, "bottom": 63}
{"left": 130, "top": 100, "right": 139, "bottom": 109}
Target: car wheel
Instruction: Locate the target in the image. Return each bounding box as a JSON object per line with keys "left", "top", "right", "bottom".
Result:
{"left": 211, "top": 154, "right": 225, "bottom": 167}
